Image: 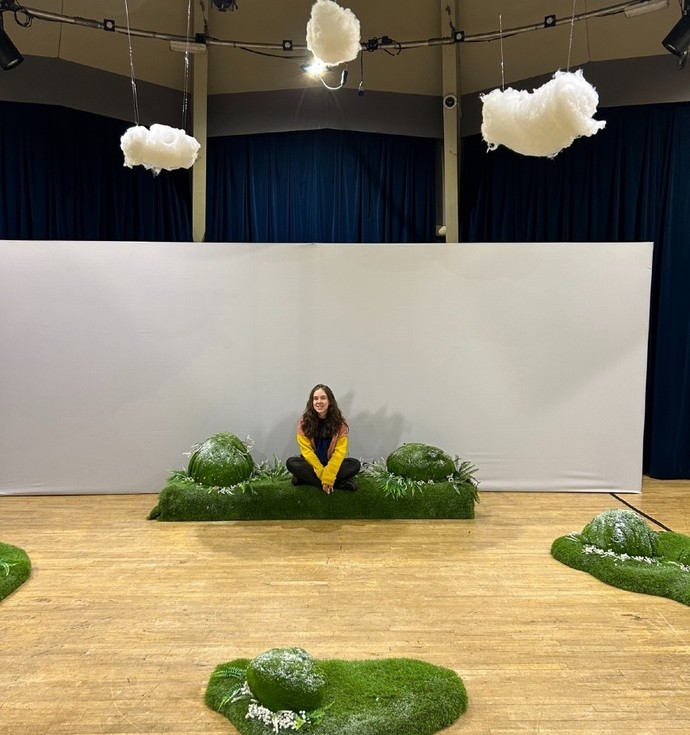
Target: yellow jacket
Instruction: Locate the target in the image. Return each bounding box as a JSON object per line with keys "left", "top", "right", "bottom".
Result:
{"left": 296, "top": 418, "right": 349, "bottom": 487}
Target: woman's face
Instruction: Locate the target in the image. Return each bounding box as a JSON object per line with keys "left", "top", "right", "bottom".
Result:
{"left": 312, "top": 388, "right": 329, "bottom": 418}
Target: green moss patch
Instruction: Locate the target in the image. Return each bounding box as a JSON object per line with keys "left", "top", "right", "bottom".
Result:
{"left": 551, "top": 510, "right": 690, "bottom": 606}
{"left": 148, "top": 472, "right": 475, "bottom": 521}
{"left": 0, "top": 542, "right": 31, "bottom": 601}
{"left": 386, "top": 443, "right": 456, "bottom": 482}
{"left": 188, "top": 433, "right": 254, "bottom": 488}
{"left": 206, "top": 655, "right": 468, "bottom": 735}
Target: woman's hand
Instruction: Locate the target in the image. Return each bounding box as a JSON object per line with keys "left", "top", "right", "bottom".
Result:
{"left": 321, "top": 484, "right": 334, "bottom": 494}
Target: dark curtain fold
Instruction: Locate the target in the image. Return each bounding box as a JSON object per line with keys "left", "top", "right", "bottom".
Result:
{"left": 0, "top": 101, "right": 192, "bottom": 241}
{"left": 205, "top": 128, "right": 436, "bottom": 243}
{"left": 460, "top": 102, "right": 690, "bottom": 478}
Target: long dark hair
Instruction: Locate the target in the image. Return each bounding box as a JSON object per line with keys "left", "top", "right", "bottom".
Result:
{"left": 301, "top": 384, "right": 347, "bottom": 439}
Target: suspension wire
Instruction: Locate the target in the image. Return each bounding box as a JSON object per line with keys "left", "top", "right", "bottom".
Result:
{"left": 123, "top": 0, "right": 140, "bottom": 125}
{"left": 11, "top": 1, "right": 667, "bottom": 53}
{"left": 182, "top": 0, "right": 192, "bottom": 129}
{"left": 567, "top": 0, "right": 577, "bottom": 71}
{"left": 499, "top": 14, "right": 505, "bottom": 91}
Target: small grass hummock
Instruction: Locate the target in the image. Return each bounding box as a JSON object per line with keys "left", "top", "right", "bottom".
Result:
{"left": 0, "top": 542, "right": 31, "bottom": 602}
{"left": 551, "top": 509, "right": 690, "bottom": 606}
{"left": 206, "top": 651, "right": 468, "bottom": 735}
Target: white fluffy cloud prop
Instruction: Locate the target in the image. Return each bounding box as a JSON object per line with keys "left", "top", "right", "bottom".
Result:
{"left": 480, "top": 70, "right": 606, "bottom": 158}
{"left": 306, "top": 0, "right": 361, "bottom": 66}
{"left": 120, "top": 124, "right": 200, "bottom": 174}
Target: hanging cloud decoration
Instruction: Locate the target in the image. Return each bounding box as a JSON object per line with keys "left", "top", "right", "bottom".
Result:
{"left": 480, "top": 70, "right": 606, "bottom": 158}
{"left": 306, "top": 0, "right": 361, "bottom": 66}
{"left": 120, "top": 124, "right": 200, "bottom": 174}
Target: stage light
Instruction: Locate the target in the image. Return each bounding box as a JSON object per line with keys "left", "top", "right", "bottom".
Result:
{"left": 301, "top": 57, "right": 327, "bottom": 76}
{"left": 624, "top": 0, "right": 668, "bottom": 18}
{"left": 0, "top": 15, "right": 22, "bottom": 71}
{"left": 663, "top": 11, "right": 690, "bottom": 57}
{"left": 544, "top": 14, "right": 556, "bottom": 28}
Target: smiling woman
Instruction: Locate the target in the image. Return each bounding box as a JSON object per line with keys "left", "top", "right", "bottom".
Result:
{"left": 286, "top": 384, "right": 361, "bottom": 494}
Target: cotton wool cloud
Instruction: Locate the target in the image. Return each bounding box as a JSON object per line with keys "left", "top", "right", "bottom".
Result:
{"left": 306, "top": 0, "right": 361, "bottom": 66}
{"left": 120, "top": 124, "right": 200, "bottom": 175}
{"left": 481, "top": 69, "right": 606, "bottom": 158}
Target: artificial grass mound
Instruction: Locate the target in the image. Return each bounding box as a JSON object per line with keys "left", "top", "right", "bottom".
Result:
{"left": 0, "top": 542, "right": 31, "bottom": 602}
{"left": 551, "top": 509, "right": 690, "bottom": 606}
{"left": 149, "top": 437, "right": 479, "bottom": 521}
{"left": 148, "top": 472, "right": 476, "bottom": 521}
{"left": 206, "top": 652, "right": 468, "bottom": 735}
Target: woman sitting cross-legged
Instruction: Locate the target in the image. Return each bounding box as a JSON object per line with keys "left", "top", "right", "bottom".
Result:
{"left": 286, "top": 384, "right": 361, "bottom": 494}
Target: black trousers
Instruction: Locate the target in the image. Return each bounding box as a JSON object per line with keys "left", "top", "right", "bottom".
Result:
{"left": 286, "top": 456, "right": 361, "bottom": 488}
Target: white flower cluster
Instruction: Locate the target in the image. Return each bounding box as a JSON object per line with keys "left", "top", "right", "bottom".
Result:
{"left": 583, "top": 545, "right": 655, "bottom": 564}
{"left": 582, "top": 545, "right": 690, "bottom": 572}
{"left": 245, "top": 701, "right": 309, "bottom": 733}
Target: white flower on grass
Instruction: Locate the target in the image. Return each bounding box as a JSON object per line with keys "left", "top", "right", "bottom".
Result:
{"left": 246, "top": 701, "right": 310, "bottom": 733}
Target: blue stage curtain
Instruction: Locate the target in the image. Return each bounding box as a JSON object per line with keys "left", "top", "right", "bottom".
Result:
{"left": 460, "top": 102, "right": 690, "bottom": 479}
{"left": 205, "top": 128, "right": 437, "bottom": 243}
{"left": 0, "top": 101, "right": 192, "bottom": 241}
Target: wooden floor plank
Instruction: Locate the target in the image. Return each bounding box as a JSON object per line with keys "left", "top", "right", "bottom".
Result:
{"left": 1, "top": 483, "right": 689, "bottom": 735}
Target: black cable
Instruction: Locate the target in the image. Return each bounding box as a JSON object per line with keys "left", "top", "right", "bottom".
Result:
{"left": 239, "top": 46, "right": 309, "bottom": 60}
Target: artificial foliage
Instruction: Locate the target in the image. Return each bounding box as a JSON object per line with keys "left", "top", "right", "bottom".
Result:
{"left": 246, "top": 648, "right": 327, "bottom": 713}
{"left": 385, "top": 443, "right": 456, "bottom": 482}
{"left": 368, "top": 447, "right": 479, "bottom": 503}
{"left": 551, "top": 509, "right": 690, "bottom": 606}
{"left": 206, "top": 652, "right": 468, "bottom": 735}
{"left": 187, "top": 433, "right": 254, "bottom": 488}
{"left": 148, "top": 471, "right": 475, "bottom": 521}
{"left": 0, "top": 542, "right": 31, "bottom": 601}
{"left": 151, "top": 437, "right": 478, "bottom": 521}
{"left": 580, "top": 509, "right": 659, "bottom": 558}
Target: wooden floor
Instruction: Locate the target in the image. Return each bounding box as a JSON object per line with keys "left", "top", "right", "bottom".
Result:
{"left": 1, "top": 478, "right": 689, "bottom": 735}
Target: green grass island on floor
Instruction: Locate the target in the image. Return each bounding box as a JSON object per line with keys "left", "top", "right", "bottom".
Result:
{"left": 0, "top": 542, "right": 32, "bottom": 602}
{"left": 148, "top": 472, "right": 477, "bottom": 521}
{"left": 148, "top": 435, "right": 479, "bottom": 521}
{"left": 206, "top": 648, "right": 468, "bottom": 735}
{"left": 551, "top": 509, "right": 690, "bottom": 606}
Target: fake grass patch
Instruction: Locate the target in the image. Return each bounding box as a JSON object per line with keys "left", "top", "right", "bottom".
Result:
{"left": 551, "top": 509, "right": 690, "bottom": 606}
{"left": 206, "top": 652, "right": 468, "bottom": 735}
{"left": 0, "top": 542, "right": 31, "bottom": 601}
{"left": 148, "top": 472, "right": 476, "bottom": 521}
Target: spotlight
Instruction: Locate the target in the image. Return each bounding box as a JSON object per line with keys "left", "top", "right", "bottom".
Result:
{"left": 282, "top": 39, "right": 293, "bottom": 51}
{"left": 0, "top": 15, "right": 22, "bottom": 71}
{"left": 544, "top": 14, "right": 557, "bottom": 28}
{"left": 663, "top": 11, "right": 690, "bottom": 56}
{"left": 301, "top": 57, "right": 327, "bottom": 76}
{"left": 365, "top": 37, "right": 379, "bottom": 52}
{"left": 453, "top": 30, "right": 465, "bottom": 42}
{"left": 103, "top": 18, "right": 116, "bottom": 32}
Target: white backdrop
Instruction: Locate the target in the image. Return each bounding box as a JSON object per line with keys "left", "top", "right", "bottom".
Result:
{"left": 0, "top": 240, "right": 652, "bottom": 495}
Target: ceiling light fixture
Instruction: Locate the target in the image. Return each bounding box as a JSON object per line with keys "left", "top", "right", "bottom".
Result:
{"left": 624, "top": 0, "right": 669, "bottom": 17}
{"left": 301, "top": 57, "right": 328, "bottom": 76}
{"left": 0, "top": 12, "right": 22, "bottom": 70}
{"left": 663, "top": 2, "right": 690, "bottom": 57}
